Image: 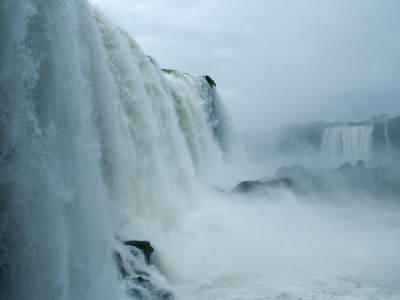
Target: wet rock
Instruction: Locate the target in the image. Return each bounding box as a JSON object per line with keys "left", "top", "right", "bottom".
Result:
{"left": 124, "top": 240, "right": 154, "bottom": 264}
{"left": 355, "top": 160, "right": 366, "bottom": 169}
{"left": 114, "top": 240, "right": 175, "bottom": 299}
{"left": 127, "top": 288, "right": 143, "bottom": 299}
{"left": 338, "top": 162, "right": 354, "bottom": 172}
{"left": 231, "top": 178, "right": 292, "bottom": 194}
{"left": 154, "top": 289, "right": 174, "bottom": 300}
{"left": 204, "top": 75, "right": 216, "bottom": 87}
{"left": 114, "top": 252, "right": 129, "bottom": 278}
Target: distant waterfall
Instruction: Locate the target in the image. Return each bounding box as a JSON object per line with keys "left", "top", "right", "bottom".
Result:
{"left": 384, "top": 124, "right": 391, "bottom": 154}
{"left": 0, "top": 1, "right": 245, "bottom": 299}
{"left": 320, "top": 125, "right": 373, "bottom": 165}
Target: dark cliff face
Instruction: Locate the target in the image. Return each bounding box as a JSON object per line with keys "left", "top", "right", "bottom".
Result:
{"left": 388, "top": 117, "right": 400, "bottom": 150}
{"left": 372, "top": 123, "right": 386, "bottom": 151}
{"left": 371, "top": 123, "right": 387, "bottom": 165}
{"left": 368, "top": 117, "right": 400, "bottom": 167}
{"left": 204, "top": 75, "right": 216, "bottom": 87}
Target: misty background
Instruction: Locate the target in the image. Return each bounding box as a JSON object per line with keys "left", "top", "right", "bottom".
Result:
{"left": 90, "top": 0, "right": 400, "bottom": 131}
{"left": 2, "top": 1, "right": 400, "bottom": 299}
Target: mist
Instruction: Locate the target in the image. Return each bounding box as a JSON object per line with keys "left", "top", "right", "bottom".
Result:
{"left": 143, "top": 184, "right": 400, "bottom": 299}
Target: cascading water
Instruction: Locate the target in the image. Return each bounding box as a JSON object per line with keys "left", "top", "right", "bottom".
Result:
{"left": 2, "top": 1, "right": 400, "bottom": 300}
{"left": 385, "top": 123, "right": 391, "bottom": 154}
{"left": 0, "top": 1, "right": 244, "bottom": 299}
{"left": 320, "top": 125, "right": 373, "bottom": 165}
{"left": 1, "top": 1, "right": 125, "bottom": 299}
{"left": 162, "top": 69, "right": 246, "bottom": 183}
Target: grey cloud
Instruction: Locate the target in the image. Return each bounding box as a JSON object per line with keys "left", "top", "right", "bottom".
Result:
{"left": 91, "top": 0, "right": 400, "bottom": 130}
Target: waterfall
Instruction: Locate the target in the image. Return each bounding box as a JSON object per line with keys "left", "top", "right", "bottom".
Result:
{"left": 0, "top": 1, "right": 245, "bottom": 299}
{"left": 163, "top": 70, "right": 246, "bottom": 170}
{"left": 384, "top": 123, "right": 391, "bottom": 154}
{"left": 320, "top": 125, "right": 373, "bottom": 165}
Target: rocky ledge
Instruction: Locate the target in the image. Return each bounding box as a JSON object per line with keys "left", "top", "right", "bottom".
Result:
{"left": 230, "top": 178, "right": 292, "bottom": 194}
{"left": 114, "top": 240, "right": 174, "bottom": 300}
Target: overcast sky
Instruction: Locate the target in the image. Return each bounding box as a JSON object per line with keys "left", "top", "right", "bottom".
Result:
{"left": 89, "top": 0, "right": 400, "bottom": 130}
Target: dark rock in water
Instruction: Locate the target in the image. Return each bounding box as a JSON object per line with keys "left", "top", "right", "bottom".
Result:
{"left": 114, "top": 252, "right": 130, "bottom": 278}
{"left": 124, "top": 240, "right": 154, "bottom": 264}
{"left": 127, "top": 288, "right": 143, "bottom": 299}
{"left": 129, "top": 275, "right": 174, "bottom": 300}
{"left": 154, "top": 289, "right": 174, "bottom": 300}
{"left": 114, "top": 240, "right": 175, "bottom": 300}
{"left": 388, "top": 116, "right": 400, "bottom": 150}
{"left": 355, "top": 160, "right": 365, "bottom": 169}
{"left": 134, "top": 276, "right": 153, "bottom": 290}
{"left": 231, "top": 178, "right": 292, "bottom": 194}
{"left": 136, "top": 276, "right": 149, "bottom": 283}
{"left": 338, "top": 162, "right": 354, "bottom": 172}
{"left": 135, "top": 269, "right": 151, "bottom": 277}
{"left": 371, "top": 123, "right": 387, "bottom": 163}
{"left": 231, "top": 180, "right": 257, "bottom": 193}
